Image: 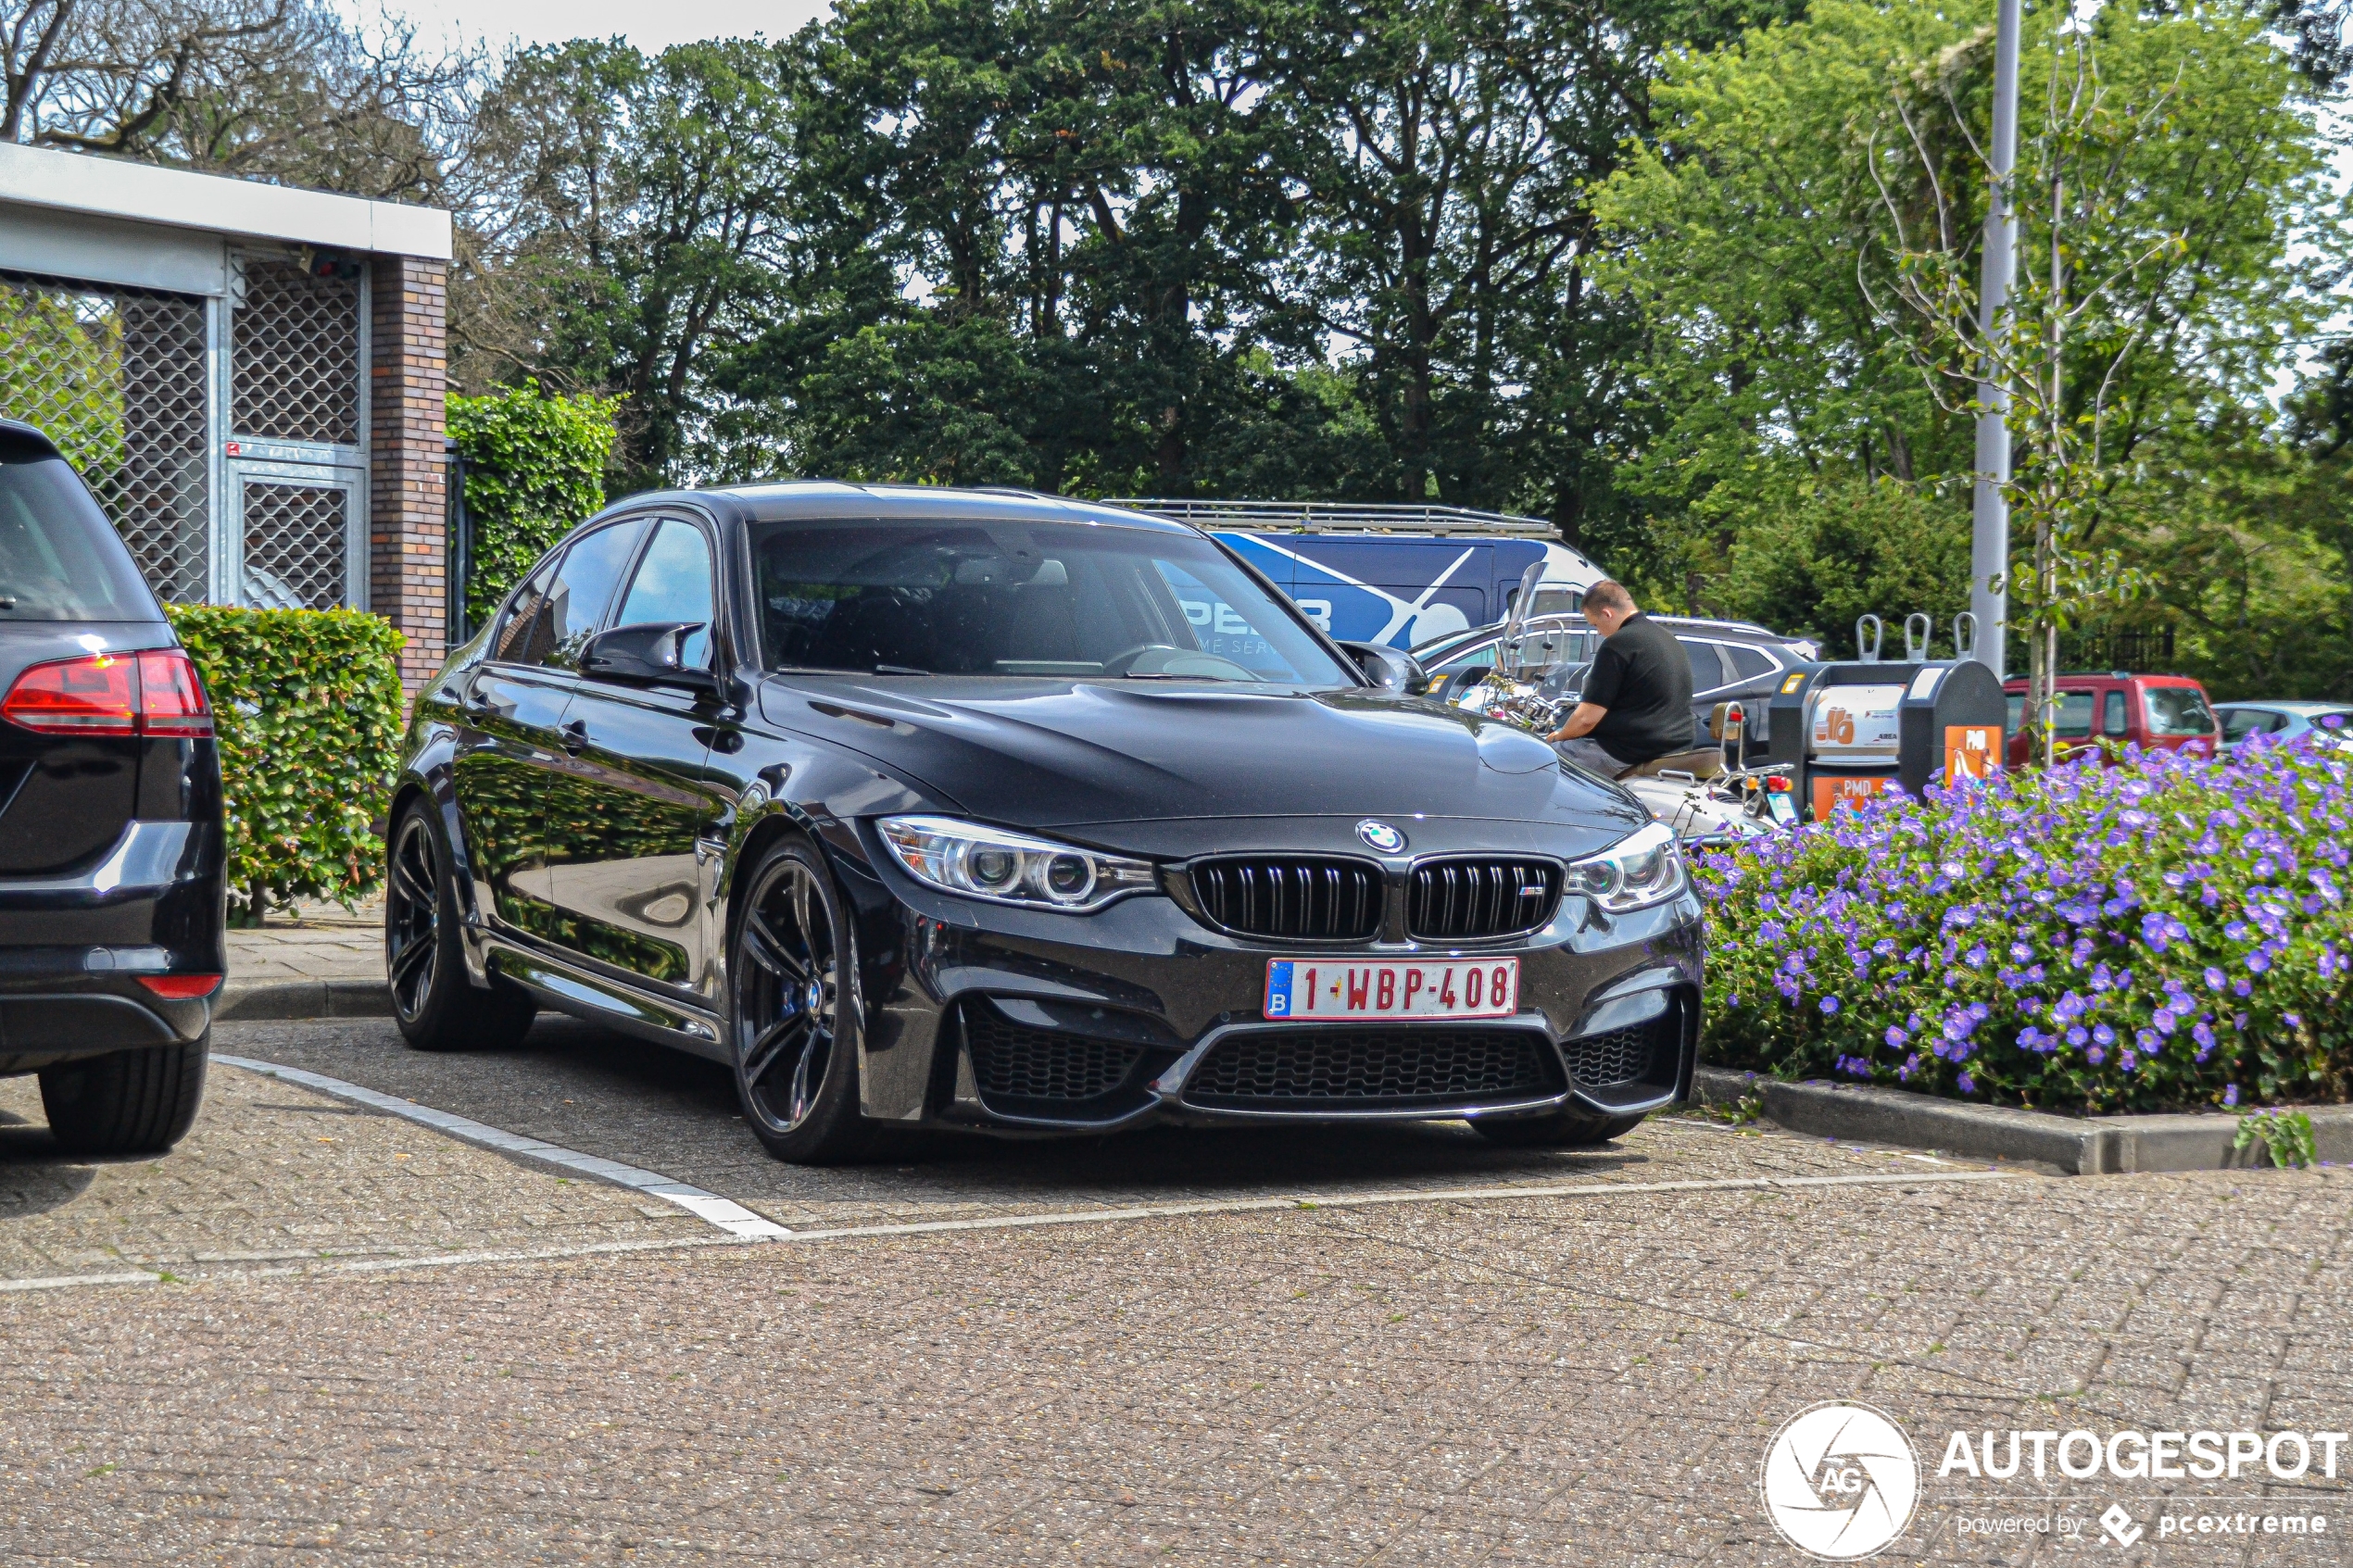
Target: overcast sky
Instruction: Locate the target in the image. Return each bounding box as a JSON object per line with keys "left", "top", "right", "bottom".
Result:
{"left": 369, "top": 0, "right": 835, "bottom": 55}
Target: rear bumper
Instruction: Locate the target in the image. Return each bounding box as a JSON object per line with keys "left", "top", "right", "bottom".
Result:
{"left": 0, "top": 820, "right": 223, "bottom": 1071}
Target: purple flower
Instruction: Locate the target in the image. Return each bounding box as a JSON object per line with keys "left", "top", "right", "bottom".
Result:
{"left": 1957, "top": 1073, "right": 1976, "bottom": 1095}
{"left": 2223, "top": 1084, "right": 2240, "bottom": 1108}
{"left": 1820, "top": 996, "right": 1843, "bottom": 1016}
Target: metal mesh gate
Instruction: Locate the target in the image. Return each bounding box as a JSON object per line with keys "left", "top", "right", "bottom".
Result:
{"left": 232, "top": 255, "right": 361, "bottom": 446}
{"left": 0, "top": 270, "right": 211, "bottom": 602}
{"left": 238, "top": 481, "right": 348, "bottom": 609}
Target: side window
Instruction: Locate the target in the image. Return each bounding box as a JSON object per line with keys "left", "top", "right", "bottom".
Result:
{"left": 2221, "top": 709, "right": 2270, "bottom": 743}
{"left": 490, "top": 555, "right": 561, "bottom": 665}
{"left": 535, "top": 520, "right": 648, "bottom": 671}
{"left": 1430, "top": 640, "right": 1497, "bottom": 676}
{"left": 1680, "top": 639, "right": 1729, "bottom": 692}
{"left": 614, "top": 519, "right": 718, "bottom": 669}
{"left": 2102, "top": 690, "right": 2128, "bottom": 737}
{"left": 1724, "top": 644, "right": 1778, "bottom": 683}
{"left": 2053, "top": 691, "right": 2095, "bottom": 738}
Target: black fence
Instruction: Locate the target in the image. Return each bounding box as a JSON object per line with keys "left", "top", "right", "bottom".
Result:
{"left": 2057, "top": 624, "right": 2177, "bottom": 674}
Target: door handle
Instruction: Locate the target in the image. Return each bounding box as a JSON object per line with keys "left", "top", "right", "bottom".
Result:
{"left": 560, "top": 719, "right": 588, "bottom": 755}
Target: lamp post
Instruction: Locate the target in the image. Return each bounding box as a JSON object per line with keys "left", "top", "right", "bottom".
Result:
{"left": 1969, "top": 0, "right": 2022, "bottom": 678}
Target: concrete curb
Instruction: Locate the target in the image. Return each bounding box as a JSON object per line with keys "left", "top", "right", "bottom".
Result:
{"left": 1692, "top": 1065, "right": 2353, "bottom": 1175}
{"left": 215, "top": 978, "right": 391, "bottom": 1022}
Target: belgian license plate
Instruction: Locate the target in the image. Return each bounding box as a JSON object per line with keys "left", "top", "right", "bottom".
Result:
{"left": 1264, "top": 958, "right": 1519, "bottom": 1022}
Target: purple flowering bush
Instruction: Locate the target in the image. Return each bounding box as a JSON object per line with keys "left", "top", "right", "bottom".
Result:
{"left": 1693, "top": 735, "right": 2353, "bottom": 1113}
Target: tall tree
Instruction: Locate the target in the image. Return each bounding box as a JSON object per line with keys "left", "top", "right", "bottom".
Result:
{"left": 458, "top": 37, "right": 802, "bottom": 486}
{"left": 3, "top": 0, "right": 465, "bottom": 200}
{"left": 1592, "top": 0, "right": 2344, "bottom": 624}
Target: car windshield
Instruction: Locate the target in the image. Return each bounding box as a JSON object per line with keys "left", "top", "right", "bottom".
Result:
{"left": 753, "top": 519, "right": 1353, "bottom": 685}
{"left": 2144, "top": 685, "right": 2216, "bottom": 737}
{"left": 0, "top": 456, "right": 157, "bottom": 621}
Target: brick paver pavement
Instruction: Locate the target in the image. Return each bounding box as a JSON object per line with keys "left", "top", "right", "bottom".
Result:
{"left": 2, "top": 1037, "right": 2347, "bottom": 1565}
{"left": 224, "top": 900, "right": 384, "bottom": 990}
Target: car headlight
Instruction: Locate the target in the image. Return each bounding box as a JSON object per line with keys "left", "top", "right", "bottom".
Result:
{"left": 1563, "top": 821, "right": 1687, "bottom": 911}
{"left": 877, "top": 816, "right": 1158, "bottom": 911}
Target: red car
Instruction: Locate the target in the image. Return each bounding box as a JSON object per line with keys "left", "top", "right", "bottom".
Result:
{"left": 2004, "top": 672, "right": 2221, "bottom": 766}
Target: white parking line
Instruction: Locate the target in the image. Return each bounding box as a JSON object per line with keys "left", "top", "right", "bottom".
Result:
{"left": 1, "top": 1156, "right": 2012, "bottom": 1293}
{"left": 212, "top": 1055, "right": 791, "bottom": 1239}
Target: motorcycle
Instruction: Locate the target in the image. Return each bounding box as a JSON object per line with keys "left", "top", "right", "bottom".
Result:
{"left": 1447, "top": 568, "right": 1798, "bottom": 848}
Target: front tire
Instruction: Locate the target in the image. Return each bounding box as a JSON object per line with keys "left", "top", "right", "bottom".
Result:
{"left": 385, "top": 801, "right": 535, "bottom": 1052}
{"left": 1472, "top": 1107, "right": 1645, "bottom": 1148}
{"left": 40, "top": 1035, "right": 208, "bottom": 1156}
{"left": 729, "top": 837, "right": 871, "bottom": 1164}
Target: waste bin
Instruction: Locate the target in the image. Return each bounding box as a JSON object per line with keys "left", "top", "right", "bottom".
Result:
{"left": 1765, "top": 658, "right": 2007, "bottom": 822}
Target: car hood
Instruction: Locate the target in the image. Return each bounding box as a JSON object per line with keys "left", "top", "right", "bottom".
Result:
{"left": 761, "top": 676, "right": 1645, "bottom": 847}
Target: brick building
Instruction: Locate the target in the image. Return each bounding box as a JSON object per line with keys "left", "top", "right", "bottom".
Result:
{"left": 0, "top": 144, "right": 454, "bottom": 690}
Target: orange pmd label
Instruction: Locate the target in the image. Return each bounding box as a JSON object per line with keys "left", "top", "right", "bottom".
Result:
{"left": 1811, "top": 773, "right": 1900, "bottom": 821}
{"left": 1944, "top": 724, "right": 2001, "bottom": 784}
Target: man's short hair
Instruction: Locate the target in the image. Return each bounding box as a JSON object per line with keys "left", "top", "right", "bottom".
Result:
{"left": 1585, "top": 579, "right": 1635, "bottom": 614}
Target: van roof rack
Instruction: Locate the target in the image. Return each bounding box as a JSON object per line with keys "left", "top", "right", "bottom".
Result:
{"left": 1109, "top": 498, "right": 1557, "bottom": 537}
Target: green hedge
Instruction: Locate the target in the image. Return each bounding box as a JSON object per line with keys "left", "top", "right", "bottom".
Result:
{"left": 448, "top": 385, "right": 622, "bottom": 629}
{"left": 166, "top": 606, "right": 407, "bottom": 923}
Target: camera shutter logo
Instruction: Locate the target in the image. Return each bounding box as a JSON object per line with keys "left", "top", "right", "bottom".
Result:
{"left": 1760, "top": 1402, "right": 1920, "bottom": 1560}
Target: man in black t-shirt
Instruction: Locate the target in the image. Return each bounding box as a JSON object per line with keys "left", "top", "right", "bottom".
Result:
{"left": 1542, "top": 581, "right": 1697, "bottom": 775}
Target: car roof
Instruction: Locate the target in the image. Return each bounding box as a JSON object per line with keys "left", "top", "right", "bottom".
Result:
{"left": 0, "top": 418, "right": 66, "bottom": 462}
{"left": 669, "top": 481, "right": 1201, "bottom": 535}
{"left": 1418, "top": 613, "right": 1804, "bottom": 651}
{"left": 2215, "top": 699, "right": 2353, "bottom": 715}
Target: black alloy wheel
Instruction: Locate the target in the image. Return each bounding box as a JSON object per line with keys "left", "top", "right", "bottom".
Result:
{"left": 385, "top": 810, "right": 442, "bottom": 1019}
{"left": 731, "top": 839, "right": 870, "bottom": 1163}
{"left": 384, "top": 801, "right": 535, "bottom": 1051}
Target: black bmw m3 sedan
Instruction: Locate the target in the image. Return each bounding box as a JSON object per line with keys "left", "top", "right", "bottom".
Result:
{"left": 391, "top": 484, "right": 1703, "bottom": 1162}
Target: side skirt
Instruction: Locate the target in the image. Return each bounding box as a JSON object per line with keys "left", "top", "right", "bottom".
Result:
{"left": 481, "top": 935, "right": 731, "bottom": 1065}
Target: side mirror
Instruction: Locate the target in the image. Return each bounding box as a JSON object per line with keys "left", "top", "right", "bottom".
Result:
{"left": 1339, "top": 640, "right": 1430, "bottom": 696}
{"left": 581, "top": 621, "right": 717, "bottom": 693}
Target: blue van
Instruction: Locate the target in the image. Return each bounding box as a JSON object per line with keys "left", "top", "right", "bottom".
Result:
{"left": 1114, "top": 500, "right": 1604, "bottom": 648}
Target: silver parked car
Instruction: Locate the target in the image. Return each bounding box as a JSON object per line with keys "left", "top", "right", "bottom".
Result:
{"left": 2212, "top": 700, "right": 2353, "bottom": 753}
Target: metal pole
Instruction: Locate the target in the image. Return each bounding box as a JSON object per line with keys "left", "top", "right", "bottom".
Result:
{"left": 1969, "top": 0, "right": 2022, "bottom": 677}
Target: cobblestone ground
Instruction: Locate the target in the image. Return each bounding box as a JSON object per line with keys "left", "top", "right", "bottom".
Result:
{"left": 2, "top": 1028, "right": 2348, "bottom": 1566}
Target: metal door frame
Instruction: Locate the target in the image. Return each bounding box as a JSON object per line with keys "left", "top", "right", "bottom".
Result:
{"left": 218, "top": 251, "right": 371, "bottom": 610}
{"left": 225, "top": 450, "right": 371, "bottom": 611}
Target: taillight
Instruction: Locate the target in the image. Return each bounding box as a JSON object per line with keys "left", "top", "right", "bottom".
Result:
{"left": 138, "top": 974, "right": 222, "bottom": 999}
{"left": 1, "top": 653, "right": 135, "bottom": 733}
{"left": 1, "top": 649, "right": 213, "bottom": 738}
{"left": 137, "top": 650, "right": 214, "bottom": 736}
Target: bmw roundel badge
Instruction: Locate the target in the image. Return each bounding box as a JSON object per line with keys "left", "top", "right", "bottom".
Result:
{"left": 1356, "top": 820, "right": 1407, "bottom": 854}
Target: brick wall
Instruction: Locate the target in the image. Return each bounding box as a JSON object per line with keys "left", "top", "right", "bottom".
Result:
{"left": 368, "top": 255, "right": 447, "bottom": 694}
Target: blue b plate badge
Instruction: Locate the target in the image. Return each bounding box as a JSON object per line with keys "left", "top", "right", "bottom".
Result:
{"left": 1264, "top": 958, "right": 1518, "bottom": 1022}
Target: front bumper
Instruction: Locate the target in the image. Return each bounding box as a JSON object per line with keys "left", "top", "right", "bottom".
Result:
{"left": 845, "top": 848, "right": 1705, "bottom": 1135}
{"left": 0, "top": 821, "right": 222, "bottom": 1073}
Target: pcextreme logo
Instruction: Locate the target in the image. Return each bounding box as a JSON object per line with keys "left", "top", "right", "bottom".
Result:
{"left": 1760, "top": 1402, "right": 1921, "bottom": 1561}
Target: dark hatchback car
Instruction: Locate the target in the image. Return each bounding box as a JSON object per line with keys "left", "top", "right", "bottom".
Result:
{"left": 390, "top": 485, "right": 1705, "bottom": 1162}
{"left": 0, "top": 420, "right": 224, "bottom": 1154}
